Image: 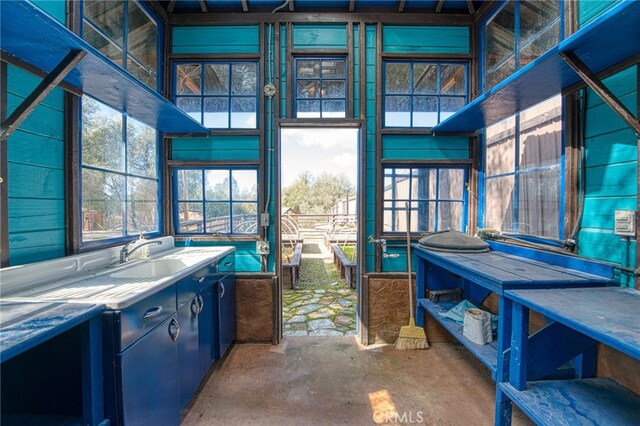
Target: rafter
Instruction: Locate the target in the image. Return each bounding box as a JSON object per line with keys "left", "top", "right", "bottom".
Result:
{"left": 241, "top": 0, "right": 248, "bottom": 12}
{"left": 349, "top": 0, "right": 355, "bottom": 12}
{"left": 199, "top": 0, "right": 208, "bottom": 13}
{"left": 466, "top": 0, "right": 475, "bottom": 14}
{"left": 398, "top": 0, "right": 406, "bottom": 13}
{"left": 435, "top": 0, "right": 444, "bottom": 13}
{"left": 289, "top": 0, "right": 294, "bottom": 12}
{"left": 167, "top": 0, "right": 176, "bottom": 13}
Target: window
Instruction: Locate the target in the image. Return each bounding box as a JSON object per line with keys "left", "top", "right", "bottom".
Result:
{"left": 174, "top": 168, "right": 258, "bottom": 235}
{"left": 384, "top": 62, "right": 467, "bottom": 127}
{"left": 383, "top": 167, "right": 467, "bottom": 233}
{"left": 82, "top": 0, "right": 159, "bottom": 89}
{"left": 484, "top": 95, "right": 562, "bottom": 238}
{"left": 483, "top": 0, "right": 562, "bottom": 91}
{"left": 294, "top": 58, "right": 347, "bottom": 118}
{"left": 174, "top": 62, "right": 258, "bottom": 129}
{"left": 81, "top": 97, "right": 160, "bottom": 244}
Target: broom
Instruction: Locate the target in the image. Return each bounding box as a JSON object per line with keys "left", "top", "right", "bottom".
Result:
{"left": 395, "top": 202, "right": 428, "bottom": 350}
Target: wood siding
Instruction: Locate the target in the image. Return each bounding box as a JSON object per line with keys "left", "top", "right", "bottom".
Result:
{"left": 382, "top": 25, "right": 469, "bottom": 54}
{"left": 172, "top": 25, "right": 260, "bottom": 54}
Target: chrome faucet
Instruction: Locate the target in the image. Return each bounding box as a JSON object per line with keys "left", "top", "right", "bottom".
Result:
{"left": 119, "top": 237, "right": 162, "bottom": 264}
{"left": 368, "top": 236, "right": 400, "bottom": 258}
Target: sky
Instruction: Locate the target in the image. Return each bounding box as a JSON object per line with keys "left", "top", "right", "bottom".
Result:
{"left": 280, "top": 128, "right": 359, "bottom": 189}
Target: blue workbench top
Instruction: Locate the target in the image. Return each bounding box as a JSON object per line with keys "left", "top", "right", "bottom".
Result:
{"left": 505, "top": 287, "right": 640, "bottom": 361}
{"left": 0, "top": 300, "right": 105, "bottom": 362}
{"left": 413, "top": 246, "right": 614, "bottom": 294}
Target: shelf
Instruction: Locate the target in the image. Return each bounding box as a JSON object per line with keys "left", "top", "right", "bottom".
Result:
{"left": 433, "top": 0, "right": 640, "bottom": 133}
{"left": 500, "top": 379, "right": 640, "bottom": 426}
{"left": 417, "top": 298, "right": 498, "bottom": 377}
{"left": 0, "top": 1, "right": 209, "bottom": 135}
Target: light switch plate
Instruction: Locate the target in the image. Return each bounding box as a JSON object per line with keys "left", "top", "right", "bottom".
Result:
{"left": 256, "top": 240, "right": 270, "bottom": 255}
{"left": 614, "top": 210, "right": 636, "bottom": 237}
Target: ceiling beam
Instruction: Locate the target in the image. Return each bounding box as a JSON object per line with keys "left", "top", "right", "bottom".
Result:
{"left": 349, "top": 0, "right": 355, "bottom": 12}
{"left": 435, "top": 0, "right": 444, "bottom": 13}
{"left": 199, "top": 0, "right": 208, "bottom": 12}
{"left": 241, "top": 0, "right": 248, "bottom": 12}
{"left": 466, "top": 0, "right": 475, "bottom": 14}
{"left": 289, "top": 0, "right": 294, "bottom": 12}
{"left": 167, "top": 0, "right": 176, "bottom": 13}
{"left": 398, "top": 0, "right": 405, "bottom": 13}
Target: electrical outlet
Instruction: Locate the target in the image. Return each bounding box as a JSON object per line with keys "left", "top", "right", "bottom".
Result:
{"left": 614, "top": 210, "right": 636, "bottom": 237}
{"left": 256, "top": 240, "right": 270, "bottom": 255}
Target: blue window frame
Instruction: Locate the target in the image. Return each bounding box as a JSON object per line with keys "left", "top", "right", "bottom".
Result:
{"left": 174, "top": 62, "right": 258, "bottom": 129}
{"left": 482, "top": 0, "right": 563, "bottom": 91}
{"left": 80, "top": 96, "right": 161, "bottom": 246}
{"left": 82, "top": 0, "right": 162, "bottom": 90}
{"left": 294, "top": 57, "right": 347, "bottom": 118}
{"left": 173, "top": 168, "right": 258, "bottom": 235}
{"left": 383, "top": 166, "right": 468, "bottom": 234}
{"left": 383, "top": 61, "right": 468, "bottom": 128}
{"left": 483, "top": 95, "right": 563, "bottom": 238}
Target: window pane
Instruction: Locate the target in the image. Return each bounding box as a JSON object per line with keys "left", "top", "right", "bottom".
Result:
{"left": 297, "top": 80, "right": 321, "bottom": 98}
{"left": 233, "top": 203, "right": 258, "bottom": 233}
{"left": 297, "top": 100, "right": 321, "bottom": 118}
{"left": 486, "top": 117, "right": 516, "bottom": 176}
{"left": 322, "top": 100, "right": 346, "bottom": 118}
{"left": 177, "top": 170, "right": 203, "bottom": 201}
{"left": 485, "top": 175, "right": 515, "bottom": 232}
{"left": 206, "top": 203, "right": 230, "bottom": 233}
{"left": 519, "top": 95, "right": 562, "bottom": 169}
{"left": 127, "top": 0, "right": 157, "bottom": 76}
{"left": 127, "top": 56, "right": 156, "bottom": 88}
{"left": 440, "top": 65, "right": 466, "bottom": 95}
{"left": 176, "top": 97, "right": 202, "bottom": 123}
{"left": 178, "top": 202, "right": 203, "bottom": 233}
{"left": 438, "top": 202, "right": 463, "bottom": 231}
{"left": 440, "top": 97, "right": 466, "bottom": 122}
{"left": 519, "top": 0, "right": 560, "bottom": 67}
{"left": 82, "top": 97, "right": 124, "bottom": 172}
{"left": 82, "top": 169, "right": 124, "bottom": 241}
{"left": 297, "top": 60, "right": 320, "bottom": 78}
{"left": 127, "top": 177, "right": 158, "bottom": 233}
{"left": 413, "top": 168, "right": 437, "bottom": 201}
{"left": 83, "top": 22, "right": 123, "bottom": 65}
{"left": 203, "top": 97, "right": 228, "bottom": 128}
{"left": 205, "top": 170, "right": 230, "bottom": 201}
{"left": 439, "top": 169, "right": 465, "bottom": 200}
{"left": 413, "top": 64, "right": 437, "bottom": 94}
{"left": 232, "top": 170, "right": 258, "bottom": 201}
{"left": 127, "top": 117, "right": 157, "bottom": 177}
{"left": 385, "top": 63, "right": 411, "bottom": 94}
{"left": 485, "top": 58, "right": 515, "bottom": 91}
{"left": 412, "top": 96, "right": 438, "bottom": 127}
{"left": 322, "top": 60, "right": 345, "bottom": 78}
{"left": 204, "top": 64, "right": 229, "bottom": 96}
{"left": 385, "top": 96, "right": 410, "bottom": 127}
{"left": 518, "top": 168, "right": 560, "bottom": 237}
{"left": 231, "top": 98, "right": 257, "bottom": 128}
{"left": 485, "top": 2, "right": 515, "bottom": 72}
{"left": 323, "top": 81, "right": 345, "bottom": 98}
{"left": 231, "top": 64, "right": 257, "bottom": 96}
{"left": 83, "top": 0, "right": 125, "bottom": 47}
{"left": 176, "top": 64, "right": 201, "bottom": 95}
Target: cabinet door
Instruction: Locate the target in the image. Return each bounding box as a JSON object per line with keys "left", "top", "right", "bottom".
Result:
{"left": 118, "top": 315, "right": 180, "bottom": 425}
{"left": 177, "top": 297, "right": 200, "bottom": 408}
{"left": 217, "top": 274, "right": 236, "bottom": 359}
{"left": 198, "top": 285, "right": 217, "bottom": 374}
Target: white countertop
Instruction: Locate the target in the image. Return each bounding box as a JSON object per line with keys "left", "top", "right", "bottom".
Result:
{"left": 1, "top": 241, "right": 234, "bottom": 310}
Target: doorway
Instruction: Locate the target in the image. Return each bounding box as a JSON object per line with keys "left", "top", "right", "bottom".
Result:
{"left": 278, "top": 127, "right": 360, "bottom": 337}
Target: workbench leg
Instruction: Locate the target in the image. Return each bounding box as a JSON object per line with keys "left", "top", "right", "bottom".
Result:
{"left": 81, "top": 316, "right": 104, "bottom": 426}
{"left": 494, "top": 297, "right": 513, "bottom": 425}
{"left": 494, "top": 389, "right": 512, "bottom": 426}
{"left": 415, "top": 259, "right": 427, "bottom": 327}
{"left": 509, "top": 303, "right": 529, "bottom": 391}
{"left": 575, "top": 346, "right": 597, "bottom": 379}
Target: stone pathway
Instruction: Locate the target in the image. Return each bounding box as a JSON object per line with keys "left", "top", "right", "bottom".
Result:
{"left": 283, "top": 289, "right": 357, "bottom": 336}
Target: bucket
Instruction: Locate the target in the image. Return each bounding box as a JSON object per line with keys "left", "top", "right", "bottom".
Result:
{"left": 463, "top": 308, "right": 493, "bottom": 345}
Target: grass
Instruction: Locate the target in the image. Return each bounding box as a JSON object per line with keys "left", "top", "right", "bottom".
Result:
{"left": 337, "top": 245, "right": 356, "bottom": 262}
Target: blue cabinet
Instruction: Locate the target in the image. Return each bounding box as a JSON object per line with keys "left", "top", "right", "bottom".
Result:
{"left": 198, "top": 284, "right": 217, "bottom": 375}
{"left": 216, "top": 272, "right": 236, "bottom": 359}
{"left": 118, "top": 314, "right": 180, "bottom": 426}
{"left": 177, "top": 292, "right": 202, "bottom": 408}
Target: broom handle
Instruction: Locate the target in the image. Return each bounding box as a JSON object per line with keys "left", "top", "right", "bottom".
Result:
{"left": 405, "top": 202, "right": 414, "bottom": 320}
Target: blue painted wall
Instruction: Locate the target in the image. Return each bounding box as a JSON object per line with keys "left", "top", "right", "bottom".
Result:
{"left": 381, "top": 135, "right": 470, "bottom": 160}
{"left": 172, "top": 26, "right": 260, "bottom": 54}
{"left": 382, "top": 26, "right": 470, "bottom": 54}
{"left": 5, "top": 1, "right": 66, "bottom": 266}
{"left": 365, "top": 24, "right": 377, "bottom": 273}
{"left": 292, "top": 24, "right": 347, "bottom": 50}
{"left": 172, "top": 136, "right": 260, "bottom": 161}
{"left": 578, "top": 0, "right": 622, "bottom": 28}
{"left": 578, "top": 65, "right": 637, "bottom": 287}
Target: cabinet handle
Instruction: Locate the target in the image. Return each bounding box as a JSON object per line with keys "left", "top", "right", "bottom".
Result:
{"left": 190, "top": 298, "right": 200, "bottom": 316}
{"left": 219, "top": 281, "right": 225, "bottom": 298}
{"left": 143, "top": 306, "right": 163, "bottom": 320}
{"left": 224, "top": 261, "right": 232, "bottom": 267}
{"left": 168, "top": 318, "right": 180, "bottom": 342}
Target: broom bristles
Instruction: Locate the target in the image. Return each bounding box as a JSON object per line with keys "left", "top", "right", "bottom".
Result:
{"left": 395, "top": 319, "right": 429, "bottom": 350}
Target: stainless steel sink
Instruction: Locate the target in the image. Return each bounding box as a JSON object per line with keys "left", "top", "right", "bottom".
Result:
{"left": 110, "top": 259, "right": 189, "bottom": 280}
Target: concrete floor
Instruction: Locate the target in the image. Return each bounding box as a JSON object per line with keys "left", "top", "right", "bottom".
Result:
{"left": 182, "top": 338, "right": 532, "bottom": 425}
